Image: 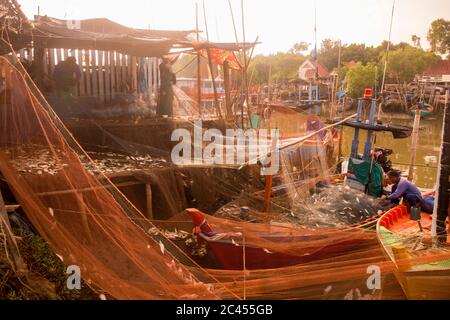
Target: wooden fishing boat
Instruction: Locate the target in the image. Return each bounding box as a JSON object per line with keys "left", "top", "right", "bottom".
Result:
{"left": 409, "top": 103, "right": 433, "bottom": 118}
{"left": 376, "top": 204, "right": 450, "bottom": 300}
{"left": 187, "top": 208, "right": 374, "bottom": 270}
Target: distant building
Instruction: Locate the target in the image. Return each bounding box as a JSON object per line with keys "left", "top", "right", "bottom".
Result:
{"left": 177, "top": 77, "right": 225, "bottom": 108}
{"left": 298, "top": 59, "right": 330, "bottom": 82}
{"left": 419, "top": 60, "right": 450, "bottom": 84}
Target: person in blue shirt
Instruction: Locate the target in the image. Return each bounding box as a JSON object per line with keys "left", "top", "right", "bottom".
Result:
{"left": 386, "top": 170, "right": 434, "bottom": 214}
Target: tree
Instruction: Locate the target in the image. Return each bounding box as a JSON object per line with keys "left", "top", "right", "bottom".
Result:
{"left": 317, "top": 39, "right": 341, "bottom": 71}
{"left": 384, "top": 46, "right": 439, "bottom": 83}
{"left": 289, "top": 42, "right": 310, "bottom": 55}
{"left": 248, "top": 53, "right": 306, "bottom": 84}
{"left": 345, "top": 62, "right": 377, "bottom": 99}
{"left": 427, "top": 19, "right": 450, "bottom": 56}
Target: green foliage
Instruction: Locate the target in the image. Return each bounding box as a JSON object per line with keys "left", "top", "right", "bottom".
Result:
{"left": 289, "top": 42, "right": 310, "bottom": 55}
{"left": 248, "top": 52, "right": 306, "bottom": 84}
{"left": 383, "top": 46, "right": 439, "bottom": 83}
{"left": 0, "top": 226, "right": 98, "bottom": 300}
{"left": 345, "top": 62, "right": 377, "bottom": 99}
{"left": 16, "top": 228, "right": 98, "bottom": 300}
{"left": 427, "top": 19, "right": 450, "bottom": 56}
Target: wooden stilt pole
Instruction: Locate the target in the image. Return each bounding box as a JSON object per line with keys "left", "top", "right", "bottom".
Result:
{"left": 196, "top": 3, "right": 202, "bottom": 118}
{"left": 408, "top": 109, "right": 421, "bottom": 181}
{"left": 223, "top": 60, "right": 232, "bottom": 121}
{"left": 432, "top": 89, "right": 450, "bottom": 241}
{"left": 145, "top": 183, "right": 153, "bottom": 220}
{"left": 264, "top": 175, "right": 273, "bottom": 213}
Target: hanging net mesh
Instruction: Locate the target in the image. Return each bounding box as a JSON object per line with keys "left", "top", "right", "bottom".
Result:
{"left": 1, "top": 56, "right": 450, "bottom": 300}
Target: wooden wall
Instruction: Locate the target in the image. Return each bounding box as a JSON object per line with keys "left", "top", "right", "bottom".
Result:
{"left": 32, "top": 48, "right": 160, "bottom": 106}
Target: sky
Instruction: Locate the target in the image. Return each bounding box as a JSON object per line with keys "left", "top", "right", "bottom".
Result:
{"left": 18, "top": 0, "right": 450, "bottom": 55}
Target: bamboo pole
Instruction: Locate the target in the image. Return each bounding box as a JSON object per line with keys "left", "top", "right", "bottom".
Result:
{"left": 377, "top": 0, "right": 396, "bottom": 120}
{"left": 0, "top": 190, "right": 26, "bottom": 274}
{"left": 196, "top": 3, "right": 202, "bottom": 118}
{"left": 223, "top": 60, "right": 232, "bottom": 120}
{"left": 408, "top": 109, "right": 421, "bottom": 181}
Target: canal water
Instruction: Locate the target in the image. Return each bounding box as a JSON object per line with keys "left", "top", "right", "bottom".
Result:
{"left": 341, "top": 114, "right": 443, "bottom": 189}
{"left": 270, "top": 107, "right": 442, "bottom": 190}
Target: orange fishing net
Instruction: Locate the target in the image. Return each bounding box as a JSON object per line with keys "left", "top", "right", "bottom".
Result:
{"left": 1, "top": 56, "right": 449, "bottom": 300}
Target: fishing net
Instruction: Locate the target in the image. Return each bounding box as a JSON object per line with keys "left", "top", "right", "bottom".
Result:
{"left": 1, "top": 55, "right": 450, "bottom": 300}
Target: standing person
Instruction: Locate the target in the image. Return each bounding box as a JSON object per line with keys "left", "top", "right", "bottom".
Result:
{"left": 386, "top": 170, "right": 434, "bottom": 214}
{"left": 53, "top": 57, "right": 81, "bottom": 97}
{"left": 158, "top": 57, "right": 177, "bottom": 117}
{"left": 263, "top": 99, "right": 272, "bottom": 131}
{"left": 53, "top": 57, "right": 81, "bottom": 116}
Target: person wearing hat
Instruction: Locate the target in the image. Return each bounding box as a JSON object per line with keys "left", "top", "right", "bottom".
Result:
{"left": 157, "top": 57, "right": 177, "bottom": 117}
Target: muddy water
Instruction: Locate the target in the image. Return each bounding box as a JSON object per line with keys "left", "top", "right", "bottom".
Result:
{"left": 270, "top": 107, "right": 442, "bottom": 189}
{"left": 341, "top": 115, "right": 443, "bottom": 189}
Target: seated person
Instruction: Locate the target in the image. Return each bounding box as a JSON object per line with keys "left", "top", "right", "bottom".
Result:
{"left": 386, "top": 170, "right": 434, "bottom": 214}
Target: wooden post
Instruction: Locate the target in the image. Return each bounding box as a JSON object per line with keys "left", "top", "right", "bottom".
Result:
{"left": 48, "top": 49, "right": 55, "bottom": 92}
{"left": 0, "top": 190, "right": 26, "bottom": 274}
{"left": 98, "top": 51, "right": 105, "bottom": 105}
{"left": 131, "top": 56, "right": 138, "bottom": 94}
{"left": 34, "top": 45, "right": 45, "bottom": 89}
{"left": 206, "top": 48, "right": 221, "bottom": 118}
{"left": 121, "top": 54, "right": 127, "bottom": 92}
{"left": 85, "top": 50, "right": 92, "bottom": 97}
{"left": 104, "top": 51, "right": 111, "bottom": 103}
{"left": 264, "top": 175, "right": 273, "bottom": 213}
{"left": 408, "top": 109, "right": 421, "bottom": 181}
{"left": 109, "top": 51, "right": 116, "bottom": 98}
{"left": 196, "top": 3, "right": 202, "bottom": 117}
{"left": 91, "top": 50, "right": 98, "bottom": 99}
{"left": 77, "top": 49, "right": 86, "bottom": 96}
{"left": 145, "top": 184, "right": 153, "bottom": 220}
{"left": 432, "top": 88, "right": 450, "bottom": 240}
{"left": 223, "top": 60, "right": 233, "bottom": 120}
{"left": 56, "top": 48, "right": 62, "bottom": 65}
{"left": 116, "top": 52, "right": 122, "bottom": 93}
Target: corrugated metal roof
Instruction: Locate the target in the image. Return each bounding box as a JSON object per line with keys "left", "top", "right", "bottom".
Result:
{"left": 424, "top": 60, "right": 450, "bottom": 76}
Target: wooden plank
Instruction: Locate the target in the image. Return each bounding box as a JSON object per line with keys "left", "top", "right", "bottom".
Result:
{"left": 6, "top": 205, "right": 20, "bottom": 212}
{"left": 109, "top": 51, "right": 116, "bottom": 98}
{"left": 84, "top": 50, "right": 92, "bottom": 96}
{"left": 0, "top": 190, "right": 26, "bottom": 274}
{"left": 146, "top": 58, "right": 153, "bottom": 101}
{"left": 91, "top": 50, "right": 98, "bottom": 99}
{"left": 42, "top": 48, "right": 48, "bottom": 84}
{"left": 145, "top": 184, "right": 153, "bottom": 220}
{"left": 121, "top": 54, "right": 127, "bottom": 92}
{"left": 131, "top": 56, "right": 137, "bottom": 94}
{"left": 56, "top": 48, "right": 62, "bottom": 65}
{"left": 98, "top": 51, "right": 105, "bottom": 104}
{"left": 116, "top": 52, "right": 122, "bottom": 93}
{"left": 77, "top": 49, "right": 85, "bottom": 96}
{"left": 153, "top": 58, "right": 158, "bottom": 98}
{"left": 104, "top": 51, "right": 111, "bottom": 103}
{"left": 48, "top": 48, "right": 55, "bottom": 79}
